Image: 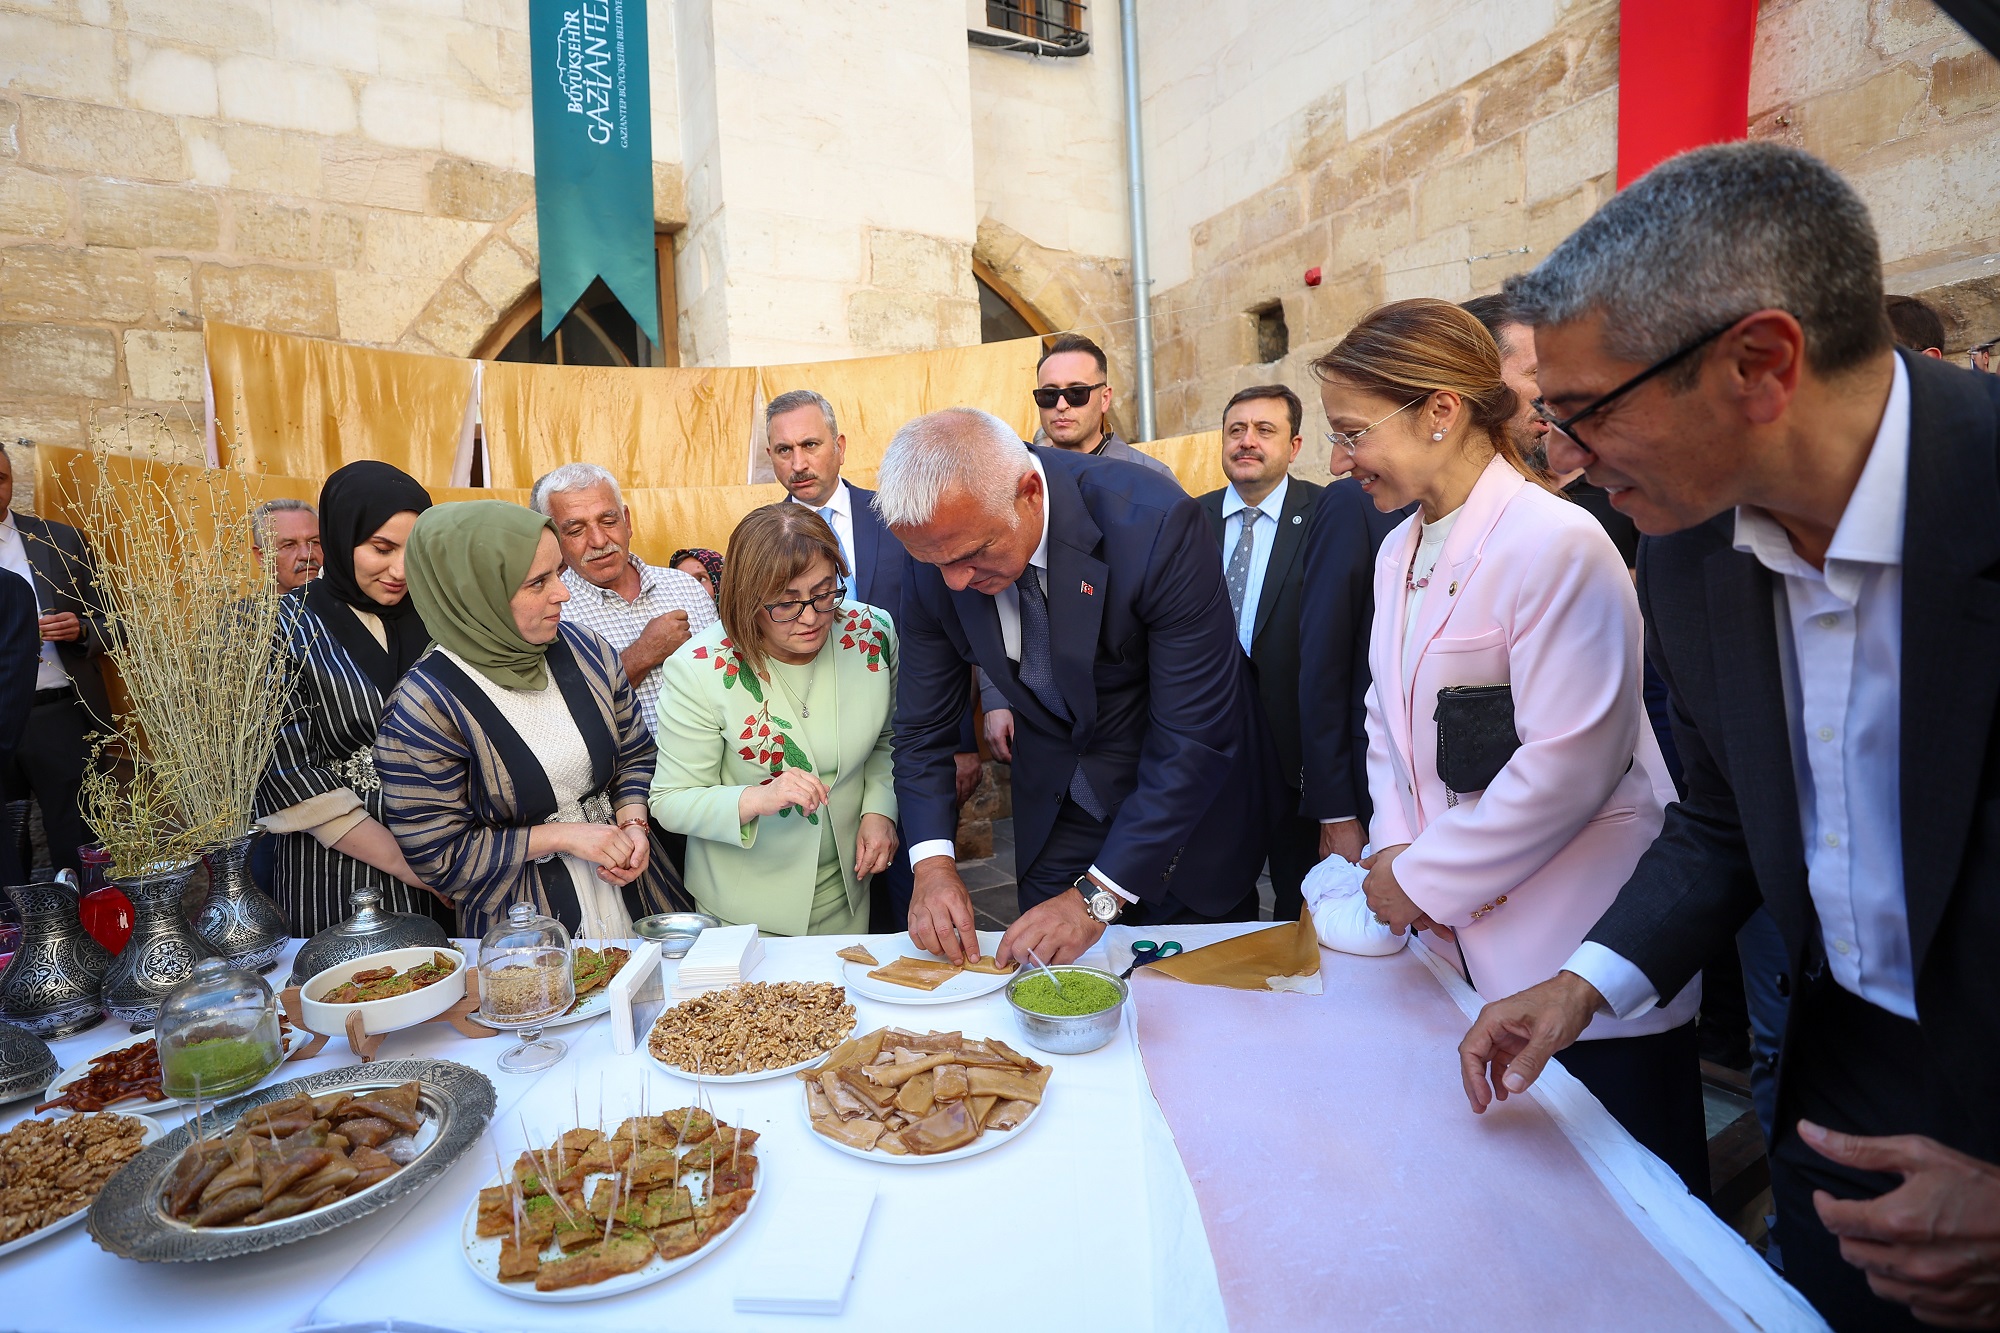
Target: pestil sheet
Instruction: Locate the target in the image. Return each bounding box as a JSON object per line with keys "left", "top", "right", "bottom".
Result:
{"left": 1132, "top": 946, "right": 1737, "bottom": 1332}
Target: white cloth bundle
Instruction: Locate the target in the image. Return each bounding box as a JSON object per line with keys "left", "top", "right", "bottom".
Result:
{"left": 1301, "top": 854, "right": 1407, "bottom": 957}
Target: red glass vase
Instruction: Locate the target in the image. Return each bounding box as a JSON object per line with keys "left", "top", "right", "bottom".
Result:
{"left": 80, "top": 885, "right": 133, "bottom": 954}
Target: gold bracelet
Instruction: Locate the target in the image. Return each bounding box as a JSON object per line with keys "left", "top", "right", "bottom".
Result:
{"left": 618, "top": 818, "right": 649, "bottom": 831}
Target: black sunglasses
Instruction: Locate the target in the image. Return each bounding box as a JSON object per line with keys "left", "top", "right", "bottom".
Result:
{"left": 1032, "top": 382, "right": 1106, "bottom": 409}
{"left": 1532, "top": 319, "right": 1743, "bottom": 454}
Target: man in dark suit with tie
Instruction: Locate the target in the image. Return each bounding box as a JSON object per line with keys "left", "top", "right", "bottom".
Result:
{"left": 1197, "top": 385, "right": 1323, "bottom": 921}
{"left": 0, "top": 567, "right": 39, "bottom": 885}
{"left": 1456, "top": 143, "right": 2000, "bottom": 1330}
{"left": 878, "top": 407, "right": 1276, "bottom": 965}
{"left": 765, "top": 390, "right": 980, "bottom": 928}
{"left": 0, "top": 451, "right": 113, "bottom": 877}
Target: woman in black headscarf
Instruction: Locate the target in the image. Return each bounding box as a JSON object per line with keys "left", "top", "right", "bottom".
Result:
{"left": 254, "top": 461, "right": 453, "bottom": 936}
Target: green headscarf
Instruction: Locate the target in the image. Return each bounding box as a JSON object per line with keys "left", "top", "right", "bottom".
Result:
{"left": 404, "top": 501, "right": 560, "bottom": 690}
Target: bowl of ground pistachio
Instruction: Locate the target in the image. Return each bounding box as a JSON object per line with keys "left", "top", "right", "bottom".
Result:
{"left": 1004, "top": 965, "right": 1127, "bottom": 1055}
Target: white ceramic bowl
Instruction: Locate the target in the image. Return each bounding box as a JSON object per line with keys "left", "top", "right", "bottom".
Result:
{"left": 300, "top": 947, "right": 467, "bottom": 1037}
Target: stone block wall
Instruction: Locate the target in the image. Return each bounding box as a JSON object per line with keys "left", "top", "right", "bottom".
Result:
{"left": 0, "top": 0, "right": 686, "bottom": 500}
{"left": 1146, "top": 0, "right": 2000, "bottom": 446}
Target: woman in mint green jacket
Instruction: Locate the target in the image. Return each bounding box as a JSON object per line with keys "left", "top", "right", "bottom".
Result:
{"left": 649, "top": 505, "right": 898, "bottom": 935}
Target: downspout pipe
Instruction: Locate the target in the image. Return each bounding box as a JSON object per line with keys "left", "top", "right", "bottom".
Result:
{"left": 1117, "top": 0, "right": 1156, "bottom": 444}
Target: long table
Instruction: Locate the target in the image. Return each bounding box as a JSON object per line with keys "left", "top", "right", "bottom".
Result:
{"left": 1, "top": 929, "right": 1821, "bottom": 1332}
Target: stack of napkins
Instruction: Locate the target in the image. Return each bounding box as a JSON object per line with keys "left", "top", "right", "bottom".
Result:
{"left": 733, "top": 1183, "right": 875, "bottom": 1315}
{"left": 671, "top": 923, "right": 764, "bottom": 1001}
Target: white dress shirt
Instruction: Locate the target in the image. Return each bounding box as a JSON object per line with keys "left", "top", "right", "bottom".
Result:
{"left": 908, "top": 456, "right": 1133, "bottom": 901}
{"left": 1567, "top": 355, "right": 1915, "bottom": 1020}
{"left": 790, "top": 479, "right": 856, "bottom": 583}
{"left": 1221, "top": 475, "right": 1289, "bottom": 656}
{"left": 0, "top": 513, "right": 67, "bottom": 690}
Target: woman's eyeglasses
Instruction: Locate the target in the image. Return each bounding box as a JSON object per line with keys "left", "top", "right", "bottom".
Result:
{"left": 1032, "top": 383, "right": 1107, "bottom": 409}
{"left": 763, "top": 583, "right": 846, "bottom": 623}
{"left": 1531, "top": 318, "right": 1743, "bottom": 455}
{"left": 1324, "top": 395, "right": 1426, "bottom": 452}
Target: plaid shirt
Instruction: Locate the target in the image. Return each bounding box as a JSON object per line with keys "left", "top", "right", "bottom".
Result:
{"left": 559, "top": 555, "right": 718, "bottom": 734}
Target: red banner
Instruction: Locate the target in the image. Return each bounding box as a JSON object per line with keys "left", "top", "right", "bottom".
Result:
{"left": 1617, "top": 0, "right": 1758, "bottom": 187}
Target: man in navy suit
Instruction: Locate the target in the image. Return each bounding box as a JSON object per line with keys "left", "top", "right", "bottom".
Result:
{"left": 0, "top": 567, "right": 40, "bottom": 885}
{"left": 766, "top": 390, "right": 981, "bottom": 928}
{"left": 878, "top": 407, "right": 1276, "bottom": 966}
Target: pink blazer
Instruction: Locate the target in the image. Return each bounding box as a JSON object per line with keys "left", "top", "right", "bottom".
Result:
{"left": 1364, "top": 457, "right": 1685, "bottom": 1028}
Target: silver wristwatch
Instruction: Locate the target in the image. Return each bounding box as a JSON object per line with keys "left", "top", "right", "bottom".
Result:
{"left": 1075, "top": 873, "right": 1126, "bottom": 924}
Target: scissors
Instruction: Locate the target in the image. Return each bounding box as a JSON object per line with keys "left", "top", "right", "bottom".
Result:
{"left": 1118, "top": 938, "right": 1183, "bottom": 980}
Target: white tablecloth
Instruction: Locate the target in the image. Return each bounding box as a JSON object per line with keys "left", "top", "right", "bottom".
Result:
{"left": 0, "top": 930, "right": 1814, "bottom": 1332}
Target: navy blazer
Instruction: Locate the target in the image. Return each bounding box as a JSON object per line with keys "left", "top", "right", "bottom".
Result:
{"left": 1588, "top": 352, "right": 2000, "bottom": 1163}
{"left": 1297, "top": 479, "right": 1410, "bottom": 825}
{"left": 893, "top": 447, "right": 1276, "bottom": 912}
{"left": 848, "top": 482, "right": 975, "bottom": 759}
{"left": 1198, "top": 477, "right": 1321, "bottom": 794}
{"left": 12, "top": 513, "right": 113, "bottom": 731}
{"left": 0, "top": 568, "right": 36, "bottom": 757}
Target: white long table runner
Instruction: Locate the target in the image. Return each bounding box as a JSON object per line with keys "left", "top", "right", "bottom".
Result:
{"left": 0, "top": 930, "right": 1814, "bottom": 1332}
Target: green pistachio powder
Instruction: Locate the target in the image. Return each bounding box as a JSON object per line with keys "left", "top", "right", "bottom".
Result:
{"left": 1011, "top": 972, "right": 1121, "bottom": 1017}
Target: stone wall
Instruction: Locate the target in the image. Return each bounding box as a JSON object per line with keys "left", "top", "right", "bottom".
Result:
{"left": 1144, "top": 0, "right": 2000, "bottom": 445}
{"left": 0, "top": 0, "right": 689, "bottom": 491}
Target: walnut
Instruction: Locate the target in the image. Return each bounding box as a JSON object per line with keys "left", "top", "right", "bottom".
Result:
{"left": 646, "top": 982, "right": 855, "bottom": 1075}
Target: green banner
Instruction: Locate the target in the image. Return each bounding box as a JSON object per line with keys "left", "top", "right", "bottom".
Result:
{"left": 529, "top": 0, "right": 660, "bottom": 346}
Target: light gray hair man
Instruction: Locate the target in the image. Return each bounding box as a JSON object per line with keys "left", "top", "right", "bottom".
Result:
{"left": 251, "top": 497, "right": 321, "bottom": 592}
{"left": 530, "top": 461, "right": 716, "bottom": 733}
{"left": 1454, "top": 141, "right": 2000, "bottom": 1331}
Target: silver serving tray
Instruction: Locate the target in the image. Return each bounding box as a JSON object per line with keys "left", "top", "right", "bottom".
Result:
{"left": 87, "top": 1058, "right": 495, "bottom": 1262}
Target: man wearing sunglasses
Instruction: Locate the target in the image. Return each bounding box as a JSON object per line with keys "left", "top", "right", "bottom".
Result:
{"left": 1453, "top": 143, "right": 2000, "bottom": 1332}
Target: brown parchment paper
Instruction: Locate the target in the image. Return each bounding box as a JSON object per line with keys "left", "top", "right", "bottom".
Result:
{"left": 1132, "top": 946, "right": 1735, "bottom": 1331}
{"left": 1146, "top": 909, "right": 1321, "bottom": 991}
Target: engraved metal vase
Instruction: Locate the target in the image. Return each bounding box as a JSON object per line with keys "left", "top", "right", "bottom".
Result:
{"left": 289, "top": 884, "right": 450, "bottom": 987}
{"left": 100, "top": 860, "right": 216, "bottom": 1029}
{"left": 0, "top": 869, "right": 112, "bottom": 1039}
{"left": 193, "top": 834, "right": 289, "bottom": 974}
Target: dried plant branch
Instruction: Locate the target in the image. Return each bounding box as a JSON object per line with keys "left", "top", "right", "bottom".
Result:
{"left": 44, "top": 437, "right": 296, "bottom": 863}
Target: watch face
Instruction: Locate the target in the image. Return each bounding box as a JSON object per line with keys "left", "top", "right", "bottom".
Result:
{"left": 1089, "top": 890, "right": 1118, "bottom": 921}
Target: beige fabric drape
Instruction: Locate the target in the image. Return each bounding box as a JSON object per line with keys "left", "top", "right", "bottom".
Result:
{"left": 756, "top": 336, "right": 1044, "bottom": 478}
{"left": 479, "top": 361, "right": 760, "bottom": 491}
{"left": 33, "top": 444, "right": 317, "bottom": 549}
{"left": 1134, "top": 430, "right": 1226, "bottom": 496}
{"left": 205, "top": 322, "right": 476, "bottom": 488}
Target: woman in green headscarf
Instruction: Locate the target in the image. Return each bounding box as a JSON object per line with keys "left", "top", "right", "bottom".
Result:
{"left": 374, "top": 500, "right": 690, "bottom": 938}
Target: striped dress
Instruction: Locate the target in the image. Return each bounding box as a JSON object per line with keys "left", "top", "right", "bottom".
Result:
{"left": 254, "top": 594, "right": 455, "bottom": 936}
{"left": 374, "top": 623, "right": 691, "bottom": 938}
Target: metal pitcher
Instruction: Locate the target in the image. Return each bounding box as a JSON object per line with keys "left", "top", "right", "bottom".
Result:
{"left": 193, "top": 834, "right": 289, "bottom": 974}
{"left": 100, "top": 860, "right": 216, "bottom": 1029}
{"left": 0, "top": 869, "right": 112, "bottom": 1039}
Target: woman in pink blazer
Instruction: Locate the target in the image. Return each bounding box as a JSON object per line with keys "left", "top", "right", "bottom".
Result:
{"left": 1312, "top": 298, "right": 1707, "bottom": 1198}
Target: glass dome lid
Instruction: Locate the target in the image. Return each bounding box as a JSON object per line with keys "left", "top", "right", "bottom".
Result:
{"left": 156, "top": 956, "right": 282, "bottom": 1100}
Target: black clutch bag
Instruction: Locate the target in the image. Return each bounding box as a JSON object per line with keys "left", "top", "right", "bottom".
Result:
{"left": 1434, "top": 684, "right": 1519, "bottom": 796}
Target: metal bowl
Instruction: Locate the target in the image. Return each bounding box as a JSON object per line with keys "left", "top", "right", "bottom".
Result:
{"left": 1004, "top": 965, "right": 1128, "bottom": 1055}
{"left": 0, "top": 1018, "right": 57, "bottom": 1105}
{"left": 88, "top": 1058, "right": 495, "bottom": 1261}
{"left": 633, "top": 912, "right": 719, "bottom": 959}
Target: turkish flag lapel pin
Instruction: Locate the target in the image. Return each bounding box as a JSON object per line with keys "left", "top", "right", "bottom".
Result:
{"left": 1080, "top": 580, "right": 1094, "bottom": 596}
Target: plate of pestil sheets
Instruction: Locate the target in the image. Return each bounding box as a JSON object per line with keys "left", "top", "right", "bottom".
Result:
{"left": 836, "top": 933, "right": 1018, "bottom": 1006}
{"left": 461, "top": 1106, "right": 762, "bottom": 1302}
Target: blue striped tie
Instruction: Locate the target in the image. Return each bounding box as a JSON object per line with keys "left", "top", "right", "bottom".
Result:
{"left": 1015, "top": 567, "right": 1106, "bottom": 819}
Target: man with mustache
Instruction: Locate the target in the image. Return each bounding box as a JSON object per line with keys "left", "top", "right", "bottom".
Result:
{"left": 531, "top": 462, "right": 717, "bottom": 736}
{"left": 765, "top": 388, "right": 980, "bottom": 929}
{"left": 1197, "top": 385, "right": 1324, "bottom": 921}
{"left": 251, "top": 498, "right": 323, "bottom": 592}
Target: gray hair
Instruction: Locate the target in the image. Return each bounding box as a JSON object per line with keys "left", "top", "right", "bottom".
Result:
{"left": 1505, "top": 142, "right": 1891, "bottom": 382}
{"left": 874, "top": 408, "right": 1031, "bottom": 528}
{"left": 530, "top": 461, "right": 623, "bottom": 516}
{"left": 251, "top": 497, "right": 315, "bottom": 547}
{"left": 765, "top": 388, "right": 838, "bottom": 438}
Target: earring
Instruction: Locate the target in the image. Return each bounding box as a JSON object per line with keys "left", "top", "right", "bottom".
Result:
{"left": 1431, "top": 431, "right": 1445, "bottom": 441}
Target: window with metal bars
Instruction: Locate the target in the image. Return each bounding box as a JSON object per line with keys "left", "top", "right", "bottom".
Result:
{"left": 973, "top": 0, "right": 1089, "bottom": 56}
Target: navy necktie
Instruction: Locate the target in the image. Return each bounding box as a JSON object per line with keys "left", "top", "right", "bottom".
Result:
{"left": 1015, "top": 566, "right": 1106, "bottom": 819}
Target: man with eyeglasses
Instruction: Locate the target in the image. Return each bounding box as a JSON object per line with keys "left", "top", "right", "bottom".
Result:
{"left": 1453, "top": 143, "right": 2000, "bottom": 1331}
{"left": 766, "top": 388, "right": 981, "bottom": 926}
